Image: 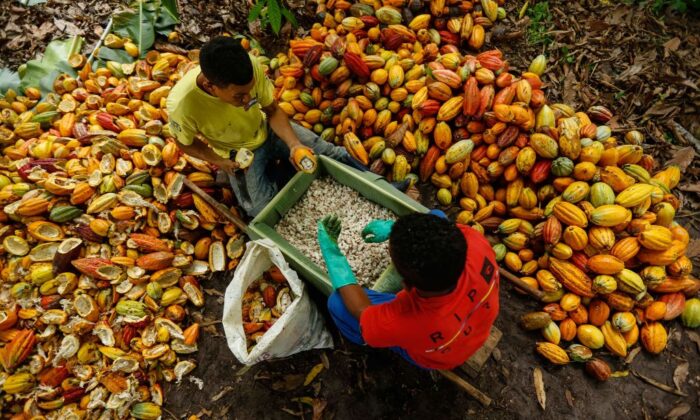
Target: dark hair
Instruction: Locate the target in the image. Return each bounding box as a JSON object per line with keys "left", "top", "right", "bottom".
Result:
{"left": 389, "top": 213, "right": 466, "bottom": 292}
{"left": 200, "top": 36, "right": 253, "bottom": 87}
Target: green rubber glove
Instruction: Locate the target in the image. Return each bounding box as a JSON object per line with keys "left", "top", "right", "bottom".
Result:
{"left": 317, "top": 215, "right": 358, "bottom": 290}
{"left": 361, "top": 219, "right": 395, "bottom": 243}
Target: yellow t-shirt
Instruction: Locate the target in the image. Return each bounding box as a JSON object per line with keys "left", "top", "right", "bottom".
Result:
{"left": 166, "top": 54, "right": 274, "bottom": 158}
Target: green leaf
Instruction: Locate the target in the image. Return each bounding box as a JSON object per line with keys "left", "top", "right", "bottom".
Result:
{"left": 281, "top": 7, "right": 298, "bottom": 27}
{"left": 155, "top": 0, "right": 180, "bottom": 31}
{"left": 0, "top": 68, "right": 20, "bottom": 93}
{"left": 248, "top": 0, "right": 265, "bottom": 22}
{"left": 671, "top": 0, "right": 688, "bottom": 12}
{"left": 17, "top": 0, "right": 48, "bottom": 6}
{"left": 267, "top": 0, "right": 282, "bottom": 34}
{"left": 19, "top": 36, "right": 84, "bottom": 95}
{"left": 113, "top": 3, "right": 156, "bottom": 57}
{"left": 97, "top": 46, "right": 135, "bottom": 64}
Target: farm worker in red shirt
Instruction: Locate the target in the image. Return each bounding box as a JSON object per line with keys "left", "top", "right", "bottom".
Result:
{"left": 318, "top": 211, "right": 500, "bottom": 370}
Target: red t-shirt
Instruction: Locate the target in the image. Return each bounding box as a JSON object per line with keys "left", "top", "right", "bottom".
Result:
{"left": 359, "top": 225, "right": 500, "bottom": 370}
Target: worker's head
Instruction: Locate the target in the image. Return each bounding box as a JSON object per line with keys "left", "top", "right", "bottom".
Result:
{"left": 389, "top": 213, "right": 467, "bottom": 293}
{"left": 199, "top": 36, "right": 255, "bottom": 108}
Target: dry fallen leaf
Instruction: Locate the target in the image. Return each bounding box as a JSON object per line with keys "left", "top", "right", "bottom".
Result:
{"left": 194, "top": 408, "right": 213, "bottom": 418}
{"left": 236, "top": 365, "right": 253, "bottom": 377}
{"left": 624, "top": 347, "right": 642, "bottom": 365}
{"left": 218, "top": 404, "right": 231, "bottom": 418}
{"left": 272, "top": 374, "right": 305, "bottom": 392}
{"left": 320, "top": 352, "right": 330, "bottom": 370}
{"left": 683, "top": 239, "right": 700, "bottom": 259}
{"left": 406, "top": 185, "right": 421, "bottom": 202}
{"left": 304, "top": 363, "right": 324, "bottom": 386}
{"left": 632, "top": 371, "right": 688, "bottom": 397}
{"left": 211, "top": 385, "right": 234, "bottom": 402}
{"left": 293, "top": 397, "right": 328, "bottom": 420}
{"left": 53, "top": 18, "right": 82, "bottom": 36}
{"left": 663, "top": 37, "right": 681, "bottom": 58}
{"left": 665, "top": 402, "right": 691, "bottom": 419}
{"left": 664, "top": 147, "right": 696, "bottom": 172}
{"left": 678, "top": 184, "right": 700, "bottom": 193}
{"left": 687, "top": 331, "right": 700, "bottom": 353}
{"left": 311, "top": 398, "right": 327, "bottom": 420}
{"left": 280, "top": 407, "right": 302, "bottom": 417}
{"left": 533, "top": 367, "right": 546, "bottom": 411}
{"left": 672, "top": 362, "right": 689, "bottom": 392}
{"left": 565, "top": 389, "right": 574, "bottom": 409}
{"left": 204, "top": 288, "right": 224, "bottom": 297}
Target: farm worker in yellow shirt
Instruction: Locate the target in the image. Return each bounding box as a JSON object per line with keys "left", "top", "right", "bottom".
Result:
{"left": 166, "top": 36, "right": 367, "bottom": 217}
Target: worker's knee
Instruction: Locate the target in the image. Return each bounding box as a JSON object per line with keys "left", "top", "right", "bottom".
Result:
{"left": 327, "top": 291, "right": 347, "bottom": 317}
{"left": 290, "top": 123, "right": 317, "bottom": 145}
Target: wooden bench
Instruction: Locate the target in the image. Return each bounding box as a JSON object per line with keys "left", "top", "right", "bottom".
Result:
{"left": 438, "top": 326, "right": 502, "bottom": 406}
{"left": 460, "top": 326, "right": 502, "bottom": 378}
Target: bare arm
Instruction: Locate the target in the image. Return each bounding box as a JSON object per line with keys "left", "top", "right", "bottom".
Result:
{"left": 263, "top": 101, "right": 304, "bottom": 150}
{"left": 338, "top": 284, "right": 372, "bottom": 319}
{"left": 175, "top": 135, "right": 238, "bottom": 173}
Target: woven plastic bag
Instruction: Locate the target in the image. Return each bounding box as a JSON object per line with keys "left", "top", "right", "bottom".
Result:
{"left": 223, "top": 239, "right": 333, "bottom": 365}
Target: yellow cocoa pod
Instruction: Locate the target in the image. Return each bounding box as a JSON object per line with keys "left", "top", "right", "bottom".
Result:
{"left": 577, "top": 324, "right": 605, "bottom": 349}
{"left": 535, "top": 342, "right": 569, "bottom": 365}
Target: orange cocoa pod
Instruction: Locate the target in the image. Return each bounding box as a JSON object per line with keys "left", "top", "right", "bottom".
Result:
{"left": 588, "top": 300, "right": 610, "bottom": 327}
{"left": 183, "top": 323, "right": 200, "bottom": 346}
{"left": 659, "top": 293, "right": 685, "bottom": 320}
{"left": 645, "top": 301, "right": 667, "bottom": 321}
{"left": 640, "top": 322, "right": 667, "bottom": 354}
{"left": 559, "top": 318, "right": 577, "bottom": 341}
{"left": 419, "top": 146, "right": 441, "bottom": 182}
{"left": 70, "top": 182, "right": 95, "bottom": 205}
{"left": 568, "top": 305, "right": 589, "bottom": 325}
{"left": 543, "top": 303, "right": 567, "bottom": 321}
{"left": 433, "top": 121, "right": 452, "bottom": 150}
{"left": 587, "top": 255, "right": 624, "bottom": 275}
{"left": 611, "top": 237, "right": 640, "bottom": 262}
{"left": 605, "top": 291, "right": 635, "bottom": 312}
{"left": 549, "top": 258, "right": 594, "bottom": 298}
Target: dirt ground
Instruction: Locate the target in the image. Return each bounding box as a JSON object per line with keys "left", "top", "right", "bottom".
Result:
{"left": 1, "top": 0, "right": 699, "bottom": 418}
{"left": 164, "top": 271, "right": 700, "bottom": 419}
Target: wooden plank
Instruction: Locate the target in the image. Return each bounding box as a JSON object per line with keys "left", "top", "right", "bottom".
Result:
{"left": 438, "top": 370, "right": 492, "bottom": 407}
{"left": 499, "top": 268, "right": 544, "bottom": 300}
{"left": 460, "top": 326, "right": 502, "bottom": 378}
{"left": 183, "top": 178, "right": 250, "bottom": 233}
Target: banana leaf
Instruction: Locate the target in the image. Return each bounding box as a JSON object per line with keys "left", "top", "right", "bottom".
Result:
{"left": 18, "top": 36, "right": 83, "bottom": 95}
{"left": 112, "top": 0, "right": 180, "bottom": 60}
{"left": 96, "top": 47, "right": 135, "bottom": 66}
{"left": 155, "top": 0, "right": 180, "bottom": 36}
{"left": 0, "top": 69, "right": 20, "bottom": 94}
{"left": 17, "top": 0, "right": 48, "bottom": 5}
{"left": 112, "top": 2, "right": 156, "bottom": 59}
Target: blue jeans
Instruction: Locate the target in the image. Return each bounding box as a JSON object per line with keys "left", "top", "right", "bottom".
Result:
{"left": 228, "top": 123, "right": 352, "bottom": 217}
{"left": 327, "top": 289, "right": 425, "bottom": 368}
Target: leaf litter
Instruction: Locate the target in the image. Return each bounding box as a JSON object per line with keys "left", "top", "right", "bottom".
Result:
{"left": 533, "top": 367, "right": 546, "bottom": 410}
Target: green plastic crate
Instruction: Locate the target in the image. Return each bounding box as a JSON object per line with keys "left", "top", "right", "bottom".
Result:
{"left": 248, "top": 156, "right": 428, "bottom": 297}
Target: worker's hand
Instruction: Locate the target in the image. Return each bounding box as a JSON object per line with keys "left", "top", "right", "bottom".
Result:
{"left": 361, "top": 219, "right": 395, "bottom": 243}
{"left": 217, "top": 159, "right": 239, "bottom": 175}
{"left": 318, "top": 214, "right": 357, "bottom": 290}
{"left": 319, "top": 214, "right": 341, "bottom": 244}
{"left": 290, "top": 144, "right": 317, "bottom": 173}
